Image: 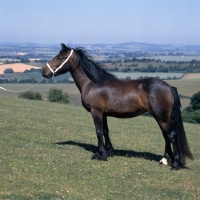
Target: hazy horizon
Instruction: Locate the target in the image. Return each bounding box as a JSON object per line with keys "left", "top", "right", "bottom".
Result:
{"left": 1, "top": 41, "right": 200, "bottom": 47}
{"left": 1, "top": 0, "right": 200, "bottom": 45}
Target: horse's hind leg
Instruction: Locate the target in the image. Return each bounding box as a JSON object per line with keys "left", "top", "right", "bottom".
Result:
{"left": 168, "top": 130, "right": 185, "bottom": 170}
{"left": 103, "top": 115, "right": 114, "bottom": 157}
{"left": 159, "top": 129, "right": 173, "bottom": 166}
{"left": 158, "top": 121, "right": 184, "bottom": 170}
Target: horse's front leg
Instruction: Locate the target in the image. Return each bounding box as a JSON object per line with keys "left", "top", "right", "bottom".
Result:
{"left": 103, "top": 115, "right": 114, "bottom": 157}
{"left": 91, "top": 110, "right": 107, "bottom": 161}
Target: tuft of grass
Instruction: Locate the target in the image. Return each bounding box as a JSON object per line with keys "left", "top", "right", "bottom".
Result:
{"left": 0, "top": 96, "right": 199, "bottom": 199}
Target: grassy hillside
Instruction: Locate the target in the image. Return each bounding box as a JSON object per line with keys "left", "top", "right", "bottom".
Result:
{"left": 0, "top": 96, "right": 199, "bottom": 199}
{"left": 0, "top": 83, "right": 81, "bottom": 106}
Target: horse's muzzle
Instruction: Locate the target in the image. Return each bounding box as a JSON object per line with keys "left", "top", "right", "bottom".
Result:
{"left": 42, "top": 68, "right": 53, "bottom": 79}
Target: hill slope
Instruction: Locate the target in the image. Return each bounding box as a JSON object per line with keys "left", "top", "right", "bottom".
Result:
{"left": 0, "top": 96, "right": 199, "bottom": 199}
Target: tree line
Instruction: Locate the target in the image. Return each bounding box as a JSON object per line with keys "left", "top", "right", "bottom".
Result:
{"left": 102, "top": 59, "right": 200, "bottom": 73}
{"left": 182, "top": 91, "right": 200, "bottom": 124}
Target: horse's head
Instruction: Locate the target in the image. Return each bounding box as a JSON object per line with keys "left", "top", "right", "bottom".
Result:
{"left": 42, "top": 44, "right": 74, "bottom": 79}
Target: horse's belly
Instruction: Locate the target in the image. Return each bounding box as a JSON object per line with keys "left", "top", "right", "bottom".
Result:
{"left": 106, "top": 109, "right": 146, "bottom": 118}
{"left": 104, "top": 100, "right": 146, "bottom": 118}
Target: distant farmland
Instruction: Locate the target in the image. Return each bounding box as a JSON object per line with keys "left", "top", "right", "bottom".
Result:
{"left": 0, "top": 63, "right": 40, "bottom": 74}
{"left": 137, "top": 55, "right": 200, "bottom": 62}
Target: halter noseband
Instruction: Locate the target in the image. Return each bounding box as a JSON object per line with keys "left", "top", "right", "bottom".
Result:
{"left": 46, "top": 49, "right": 73, "bottom": 75}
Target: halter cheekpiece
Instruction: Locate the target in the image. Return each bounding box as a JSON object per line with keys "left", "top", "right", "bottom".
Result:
{"left": 46, "top": 49, "right": 73, "bottom": 75}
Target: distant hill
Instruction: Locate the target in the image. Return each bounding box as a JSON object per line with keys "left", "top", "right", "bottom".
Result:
{"left": 1, "top": 42, "right": 200, "bottom": 58}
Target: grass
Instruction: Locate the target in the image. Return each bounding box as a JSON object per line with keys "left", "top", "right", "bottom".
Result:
{"left": 0, "top": 96, "right": 200, "bottom": 199}
{"left": 0, "top": 83, "right": 81, "bottom": 106}
{"left": 166, "top": 79, "right": 200, "bottom": 108}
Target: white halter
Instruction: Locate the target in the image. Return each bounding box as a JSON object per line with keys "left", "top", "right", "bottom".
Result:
{"left": 46, "top": 49, "right": 73, "bottom": 75}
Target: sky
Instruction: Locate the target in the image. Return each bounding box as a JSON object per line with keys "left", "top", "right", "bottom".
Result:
{"left": 1, "top": 0, "right": 200, "bottom": 45}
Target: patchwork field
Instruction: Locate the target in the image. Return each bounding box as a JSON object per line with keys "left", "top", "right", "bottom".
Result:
{"left": 182, "top": 73, "right": 200, "bottom": 80}
{"left": 0, "top": 61, "right": 200, "bottom": 109}
{"left": 0, "top": 63, "right": 40, "bottom": 74}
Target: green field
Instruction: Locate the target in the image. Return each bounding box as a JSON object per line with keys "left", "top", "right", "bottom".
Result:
{"left": 0, "top": 83, "right": 81, "bottom": 106}
{"left": 1, "top": 78, "right": 200, "bottom": 108}
{"left": 166, "top": 79, "right": 200, "bottom": 108}
{"left": 0, "top": 95, "right": 199, "bottom": 199}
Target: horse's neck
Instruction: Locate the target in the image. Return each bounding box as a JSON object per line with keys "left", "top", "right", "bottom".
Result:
{"left": 70, "top": 65, "right": 90, "bottom": 93}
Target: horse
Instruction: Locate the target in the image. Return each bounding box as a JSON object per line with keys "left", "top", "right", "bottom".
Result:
{"left": 42, "top": 43, "right": 193, "bottom": 170}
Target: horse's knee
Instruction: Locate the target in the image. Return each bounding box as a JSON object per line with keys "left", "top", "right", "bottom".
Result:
{"left": 96, "top": 129, "right": 103, "bottom": 137}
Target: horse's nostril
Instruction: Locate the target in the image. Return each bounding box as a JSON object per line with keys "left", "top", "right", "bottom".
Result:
{"left": 42, "top": 69, "right": 52, "bottom": 79}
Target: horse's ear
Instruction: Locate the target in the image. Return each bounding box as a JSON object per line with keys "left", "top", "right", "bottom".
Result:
{"left": 60, "top": 43, "right": 68, "bottom": 52}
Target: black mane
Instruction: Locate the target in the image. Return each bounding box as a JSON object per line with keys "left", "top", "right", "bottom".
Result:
{"left": 74, "top": 47, "right": 119, "bottom": 85}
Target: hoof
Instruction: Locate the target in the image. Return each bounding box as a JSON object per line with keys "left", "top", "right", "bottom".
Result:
{"left": 106, "top": 148, "right": 114, "bottom": 157}
{"left": 170, "top": 166, "right": 181, "bottom": 170}
{"left": 170, "top": 162, "right": 181, "bottom": 170}
{"left": 91, "top": 151, "right": 107, "bottom": 161}
{"left": 159, "top": 158, "right": 169, "bottom": 166}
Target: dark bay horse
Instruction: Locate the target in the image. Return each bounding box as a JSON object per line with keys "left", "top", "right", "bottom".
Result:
{"left": 42, "top": 43, "right": 193, "bottom": 170}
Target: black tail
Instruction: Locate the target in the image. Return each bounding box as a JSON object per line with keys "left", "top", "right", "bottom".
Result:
{"left": 170, "top": 87, "right": 193, "bottom": 161}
